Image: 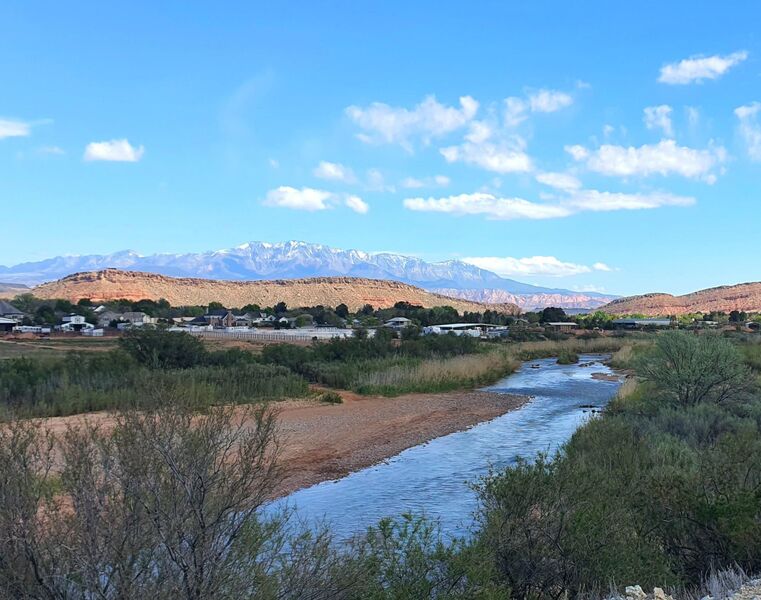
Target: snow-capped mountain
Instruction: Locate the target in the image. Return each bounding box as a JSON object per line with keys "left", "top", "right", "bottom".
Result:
{"left": 0, "top": 241, "right": 617, "bottom": 308}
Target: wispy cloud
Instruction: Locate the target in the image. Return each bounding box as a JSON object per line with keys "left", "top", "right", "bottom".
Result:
{"left": 404, "top": 193, "right": 571, "bottom": 220}
{"left": 345, "top": 95, "right": 478, "bottom": 149}
{"left": 313, "top": 160, "right": 356, "bottom": 183}
{"left": 84, "top": 139, "right": 144, "bottom": 162}
{"left": 643, "top": 105, "right": 674, "bottom": 137}
{"left": 403, "top": 187, "right": 694, "bottom": 221}
{"left": 503, "top": 88, "right": 574, "bottom": 127}
{"left": 345, "top": 195, "right": 369, "bottom": 214}
{"left": 400, "top": 175, "right": 450, "bottom": 189}
{"left": 0, "top": 118, "right": 32, "bottom": 139}
{"left": 535, "top": 172, "right": 582, "bottom": 192}
{"left": 658, "top": 51, "right": 748, "bottom": 84}
{"left": 566, "top": 139, "right": 725, "bottom": 183}
{"left": 463, "top": 255, "right": 613, "bottom": 277}
{"left": 735, "top": 102, "right": 761, "bottom": 161}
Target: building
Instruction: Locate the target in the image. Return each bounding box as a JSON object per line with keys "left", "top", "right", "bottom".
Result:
{"left": 121, "top": 312, "right": 156, "bottom": 326}
{"left": 383, "top": 317, "right": 413, "bottom": 331}
{"left": 612, "top": 318, "right": 673, "bottom": 330}
{"left": 0, "top": 317, "right": 17, "bottom": 332}
{"left": 423, "top": 322, "right": 507, "bottom": 338}
{"left": 60, "top": 314, "right": 95, "bottom": 332}
{"left": 0, "top": 300, "right": 24, "bottom": 323}
{"left": 545, "top": 322, "right": 578, "bottom": 332}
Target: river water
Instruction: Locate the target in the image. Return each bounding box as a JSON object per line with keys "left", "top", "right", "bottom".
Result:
{"left": 271, "top": 354, "right": 622, "bottom": 540}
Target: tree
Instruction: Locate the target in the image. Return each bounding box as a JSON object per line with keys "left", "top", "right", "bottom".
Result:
{"left": 729, "top": 310, "right": 747, "bottom": 323}
{"left": 208, "top": 301, "right": 225, "bottom": 312}
{"left": 635, "top": 331, "right": 752, "bottom": 406}
{"left": 119, "top": 329, "right": 208, "bottom": 369}
{"left": 540, "top": 307, "right": 567, "bottom": 323}
{"left": 274, "top": 301, "right": 287, "bottom": 315}
{"left": 335, "top": 303, "right": 349, "bottom": 319}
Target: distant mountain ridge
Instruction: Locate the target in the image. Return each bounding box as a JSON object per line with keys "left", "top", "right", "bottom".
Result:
{"left": 0, "top": 241, "right": 617, "bottom": 309}
{"left": 601, "top": 282, "right": 761, "bottom": 315}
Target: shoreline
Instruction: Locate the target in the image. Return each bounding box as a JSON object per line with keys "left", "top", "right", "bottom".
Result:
{"left": 271, "top": 389, "right": 529, "bottom": 498}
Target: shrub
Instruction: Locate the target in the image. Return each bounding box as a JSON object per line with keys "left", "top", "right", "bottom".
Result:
{"left": 319, "top": 391, "right": 343, "bottom": 404}
{"left": 119, "top": 329, "right": 208, "bottom": 369}
{"left": 635, "top": 332, "right": 753, "bottom": 406}
{"left": 556, "top": 349, "right": 579, "bottom": 364}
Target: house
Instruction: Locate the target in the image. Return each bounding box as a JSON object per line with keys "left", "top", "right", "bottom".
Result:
{"left": 384, "top": 317, "right": 413, "bottom": 331}
{"left": 60, "top": 314, "right": 95, "bottom": 332}
{"left": 121, "top": 312, "right": 155, "bottom": 326}
{"left": 612, "top": 318, "right": 673, "bottom": 330}
{"left": 545, "top": 322, "right": 578, "bottom": 332}
{"left": 0, "top": 317, "right": 17, "bottom": 333}
{"left": 97, "top": 310, "right": 123, "bottom": 327}
{"left": 0, "top": 300, "right": 24, "bottom": 323}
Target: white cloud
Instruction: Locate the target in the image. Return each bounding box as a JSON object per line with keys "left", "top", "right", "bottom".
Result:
{"left": 643, "top": 105, "right": 674, "bottom": 137}
{"left": 403, "top": 193, "right": 571, "bottom": 220}
{"left": 603, "top": 124, "right": 615, "bottom": 138}
{"left": 263, "top": 186, "right": 333, "bottom": 211}
{"left": 735, "top": 102, "right": 761, "bottom": 161}
{"left": 403, "top": 186, "right": 694, "bottom": 222}
{"left": 658, "top": 51, "right": 748, "bottom": 84}
{"left": 686, "top": 107, "right": 700, "bottom": 127}
{"left": 529, "top": 89, "right": 573, "bottom": 113}
{"left": 83, "top": 139, "right": 144, "bottom": 162}
{"left": 313, "top": 160, "right": 356, "bottom": 183}
{"left": 567, "top": 188, "right": 695, "bottom": 211}
{"left": 268, "top": 158, "right": 279, "bottom": 168}
{"left": 365, "top": 168, "right": 395, "bottom": 192}
{"left": 0, "top": 118, "right": 31, "bottom": 139}
{"left": 535, "top": 171, "right": 582, "bottom": 192}
{"left": 345, "top": 95, "right": 478, "bottom": 148}
{"left": 568, "top": 139, "right": 725, "bottom": 182}
{"left": 564, "top": 144, "right": 590, "bottom": 161}
{"left": 345, "top": 195, "right": 369, "bottom": 214}
{"left": 463, "top": 255, "right": 612, "bottom": 278}
{"left": 263, "top": 186, "right": 370, "bottom": 214}
{"left": 440, "top": 138, "right": 532, "bottom": 174}
{"left": 503, "top": 89, "right": 573, "bottom": 127}
{"left": 401, "top": 175, "right": 450, "bottom": 189}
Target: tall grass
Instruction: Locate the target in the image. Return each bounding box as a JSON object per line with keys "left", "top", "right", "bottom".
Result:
{"left": 353, "top": 350, "right": 519, "bottom": 395}
{"left": 0, "top": 356, "right": 308, "bottom": 420}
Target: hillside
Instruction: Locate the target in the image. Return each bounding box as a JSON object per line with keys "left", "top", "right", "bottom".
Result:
{"left": 32, "top": 269, "right": 521, "bottom": 314}
{"left": 601, "top": 282, "right": 761, "bottom": 315}
{"left": 0, "top": 282, "right": 29, "bottom": 298}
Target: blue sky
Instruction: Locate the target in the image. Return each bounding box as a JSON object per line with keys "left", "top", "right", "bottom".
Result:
{"left": 1, "top": 1, "right": 760, "bottom": 296}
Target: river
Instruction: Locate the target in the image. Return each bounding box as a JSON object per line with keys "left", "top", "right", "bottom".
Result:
{"left": 270, "top": 354, "right": 623, "bottom": 540}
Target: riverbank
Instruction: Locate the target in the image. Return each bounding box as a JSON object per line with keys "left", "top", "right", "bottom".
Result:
{"left": 273, "top": 389, "right": 529, "bottom": 496}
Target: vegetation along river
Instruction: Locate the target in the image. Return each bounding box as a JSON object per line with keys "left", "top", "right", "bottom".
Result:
{"left": 271, "top": 354, "right": 623, "bottom": 540}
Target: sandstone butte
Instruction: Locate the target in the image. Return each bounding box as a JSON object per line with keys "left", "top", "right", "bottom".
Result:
{"left": 30, "top": 269, "right": 521, "bottom": 315}
{"left": 601, "top": 282, "right": 761, "bottom": 316}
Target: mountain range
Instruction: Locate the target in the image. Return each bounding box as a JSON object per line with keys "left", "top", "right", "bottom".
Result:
{"left": 0, "top": 241, "right": 617, "bottom": 309}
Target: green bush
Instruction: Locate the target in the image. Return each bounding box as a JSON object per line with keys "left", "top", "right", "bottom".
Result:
{"left": 318, "top": 391, "right": 343, "bottom": 404}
